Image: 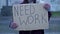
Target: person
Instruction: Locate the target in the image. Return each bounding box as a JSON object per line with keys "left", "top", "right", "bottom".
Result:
{"left": 9, "top": 0, "right": 51, "bottom": 34}
{"left": 21, "top": 0, "right": 29, "bottom": 4}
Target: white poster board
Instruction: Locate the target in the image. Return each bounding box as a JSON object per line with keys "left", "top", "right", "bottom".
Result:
{"left": 12, "top": 4, "right": 48, "bottom": 31}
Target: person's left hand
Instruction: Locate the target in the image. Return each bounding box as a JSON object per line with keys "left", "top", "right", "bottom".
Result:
{"left": 43, "top": 4, "right": 50, "bottom": 10}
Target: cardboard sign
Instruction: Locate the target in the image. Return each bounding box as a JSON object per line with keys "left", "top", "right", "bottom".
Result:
{"left": 12, "top": 4, "right": 48, "bottom": 31}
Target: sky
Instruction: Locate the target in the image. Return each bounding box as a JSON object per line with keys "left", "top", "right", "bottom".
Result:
{"left": 0, "top": 0, "right": 6, "bottom": 8}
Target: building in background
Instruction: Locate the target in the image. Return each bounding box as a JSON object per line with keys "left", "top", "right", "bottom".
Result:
{"left": 0, "top": 0, "right": 60, "bottom": 13}
{"left": 50, "top": 0, "right": 60, "bottom": 11}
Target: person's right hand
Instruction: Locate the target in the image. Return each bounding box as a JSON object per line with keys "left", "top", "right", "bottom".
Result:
{"left": 9, "top": 22, "right": 18, "bottom": 29}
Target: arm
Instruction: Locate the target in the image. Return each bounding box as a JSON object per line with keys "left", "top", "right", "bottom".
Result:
{"left": 44, "top": 4, "right": 52, "bottom": 20}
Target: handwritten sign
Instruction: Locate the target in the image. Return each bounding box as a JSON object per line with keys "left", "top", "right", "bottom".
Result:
{"left": 12, "top": 4, "right": 48, "bottom": 31}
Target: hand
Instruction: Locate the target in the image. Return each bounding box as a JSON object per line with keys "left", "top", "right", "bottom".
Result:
{"left": 9, "top": 22, "right": 18, "bottom": 29}
{"left": 44, "top": 4, "right": 50, "bottom": 10}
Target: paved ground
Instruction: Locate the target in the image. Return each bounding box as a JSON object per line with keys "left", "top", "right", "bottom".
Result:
{"left": 0, "top": 16, "right": 60, "bottom": 34}
{"left": 44, "top": 17, "right": 60, "bottom": 34}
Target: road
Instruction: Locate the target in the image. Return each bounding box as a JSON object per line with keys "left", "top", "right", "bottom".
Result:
{"left": 0, "top": 16, "right": 60, "bottom": 34}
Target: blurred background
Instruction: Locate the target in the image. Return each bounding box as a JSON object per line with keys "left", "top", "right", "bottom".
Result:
{"left": 0, "top": 0, "right": 60, "bottom": 34}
